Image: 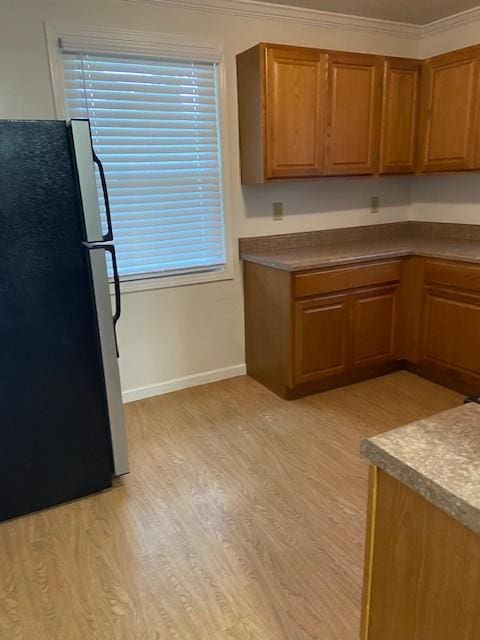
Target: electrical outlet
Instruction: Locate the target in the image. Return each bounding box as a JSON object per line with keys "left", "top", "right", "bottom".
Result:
{"left": 272, "top": 202, "right": 284, "bottom": 221}
{"left": 370, "top": 196, "right": 379, "bottom": 214}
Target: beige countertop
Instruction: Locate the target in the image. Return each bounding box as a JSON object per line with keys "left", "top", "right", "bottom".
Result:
{"left": 361, "top": 403, "right": 480, "bottom": 535}
{"left": 241, "top": 236, "right": 480, "bottom": 271}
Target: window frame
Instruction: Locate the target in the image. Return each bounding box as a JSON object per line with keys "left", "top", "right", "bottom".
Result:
{"left": 45, "top": 22, "right": 234, "bottom": 293}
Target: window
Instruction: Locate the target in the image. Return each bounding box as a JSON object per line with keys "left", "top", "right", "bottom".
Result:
{"left": 58, "top": 43, "right": 228, "bottom": 284}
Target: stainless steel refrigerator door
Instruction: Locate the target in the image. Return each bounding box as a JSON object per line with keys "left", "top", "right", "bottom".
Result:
{"left": 88, "top": 248, "right": 129, "bottom": 476}
{"left": 70, "top": 119, "right": 104, "bottom": 242}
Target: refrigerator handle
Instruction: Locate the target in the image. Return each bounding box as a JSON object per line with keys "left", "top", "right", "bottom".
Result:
{"left": 87, "top": 244, "right": 121, "bottom": 357}
{"left": 92, "top": 152, "right": 114, "bottom": 242}
{"left": 104, "top": 244, "right": 121, "bottom": 327}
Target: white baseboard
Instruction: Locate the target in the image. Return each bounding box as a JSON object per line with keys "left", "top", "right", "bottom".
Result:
{"left": 122, "top": 364, "right": 247, "bottom": 403}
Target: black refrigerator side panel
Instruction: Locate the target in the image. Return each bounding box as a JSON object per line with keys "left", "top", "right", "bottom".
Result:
{"left": 0, "top": 120, "right": 113, "bottom": 522}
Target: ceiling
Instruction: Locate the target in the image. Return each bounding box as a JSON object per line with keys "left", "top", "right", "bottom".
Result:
{"left": 257, "top": 0, "right": 480, "bottom": 24}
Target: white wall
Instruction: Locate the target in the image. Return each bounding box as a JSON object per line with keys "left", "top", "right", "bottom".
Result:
{"left": 0, "top": 0, "right": 454, "bottom": 399}
{"left": 410, "top": 174, "right": 480, "bottom": 224}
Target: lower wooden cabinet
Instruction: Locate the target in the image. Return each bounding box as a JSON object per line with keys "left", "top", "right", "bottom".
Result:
{"left": 422, "top": 288, "right": 480, "bottom": 372}
{"left": 415, "top": 285, "right": 480, "bottom": 393}
{"left": 245, "top": 259, "right": 402, "bottom": 397}
{"left": 294, "top": 285, "right": 399, "bottom": 386}
{"left": 351, "top": 286, "right": 398, "bottom": 369}
{"left": 294, "top": 294, "right": 350, "bottom": 385}
{"left": 402, "top": 258, "right": 480, "bottom": 394}
{"left": 244, "top": 256, "right": 480, "bottom": 398}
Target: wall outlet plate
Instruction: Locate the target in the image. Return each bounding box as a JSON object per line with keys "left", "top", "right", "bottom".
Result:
{"left": 272, "top": 202, "right": 283, "bottom": 221}
{"left": 370, "top": 196, "right": 380, "bottom": 214}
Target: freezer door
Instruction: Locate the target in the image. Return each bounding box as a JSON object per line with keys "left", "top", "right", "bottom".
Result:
{"left": 70, "top": 119, "right": 104, "bottom": 242}
{"left": 88, "top": 247, "right": 129, "bottom": 475}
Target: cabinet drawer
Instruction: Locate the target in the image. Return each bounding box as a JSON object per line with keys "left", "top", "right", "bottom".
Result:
{"left": 424, "top": 260, "right": 480, "bottom": 294}
{"left": 294, "top": 260, "right": 402, "bottom": 298}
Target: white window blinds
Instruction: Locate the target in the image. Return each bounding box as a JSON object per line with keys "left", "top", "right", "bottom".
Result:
{"left": 61, "top": 51, "right": 227, "bottom": 280}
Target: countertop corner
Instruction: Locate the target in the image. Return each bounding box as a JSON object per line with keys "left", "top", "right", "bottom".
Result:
{"left": 361, "top": 402, "right": 480, "bottom": 535}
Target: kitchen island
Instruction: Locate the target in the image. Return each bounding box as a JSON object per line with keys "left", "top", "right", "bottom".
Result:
{"left": 360, "top": 402, "right": 480, "bottom": 639}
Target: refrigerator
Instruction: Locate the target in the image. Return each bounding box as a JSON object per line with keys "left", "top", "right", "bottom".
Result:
{"left": 0, "top": 119, "right": 128, "bottom": 523}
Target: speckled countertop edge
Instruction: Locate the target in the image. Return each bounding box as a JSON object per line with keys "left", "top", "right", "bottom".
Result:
{"left": 239, "top": 222, "right": 480, "bottom": 271}
{"left": 241, "top": 242, "right": 480, "bottom": 271}
{"left": 361, "top": 404, "right": 480, "bottom": 535}
{"left": 240, "top": 246, "right": 411, "bottom": 270}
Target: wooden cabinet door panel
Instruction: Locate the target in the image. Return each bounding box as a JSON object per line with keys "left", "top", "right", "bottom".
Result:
{"left": 380, "top": 58, "right": 421, "bottom": 174}
{"left": 294, "top": 294, "right": 349, "bottom": 384}
{"left": 265, "top": 47, "right": 326, "bottom": 179}
{"left": 351, "top": 286, "right": 398, "bottom": 368}
{"left": 363, "top": 468, "right": 480, "bottom": 640}
{"left": 421, "top": 288, "right": 480, "bottom": 375}
{"left": 326, "top": 52, "right": 382, "bottom": 175}
{"left": 419, "top": 48, "right": 480, "bottom": 172}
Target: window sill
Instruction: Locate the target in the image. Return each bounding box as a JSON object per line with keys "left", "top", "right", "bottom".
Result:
{"left": 109, "top": 265, "right": 235, "bottom": 295}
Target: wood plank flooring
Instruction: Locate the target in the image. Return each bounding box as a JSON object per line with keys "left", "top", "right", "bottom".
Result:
{"left": 0, "top": 372, "right": 461, "bottom": 639}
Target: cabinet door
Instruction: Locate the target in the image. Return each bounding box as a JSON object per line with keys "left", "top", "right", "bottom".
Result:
{"left": 419, "top": 47, "right": 480, "bottom": 172}
{"left": 294, "top": 294, "right": 349, "bottom": 385}
{"left": 326, "top": 52, "right": 383, "bottom": 175}
{"left": 362, "top": 468, "right": 480, "bottom": 640}
{"left": 380, "top": 58, "right": 421, "bottom": 174}
{"left": 421, "top": 287, "right": 480, "bottom": 376}
{"left": 265, "top": 46, "right": 326, "bottom": 179}
{"left": 351, "top": 286, "right": 398, "bottom": 369}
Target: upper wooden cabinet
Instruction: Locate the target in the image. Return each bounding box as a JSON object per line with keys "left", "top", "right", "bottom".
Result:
{"left": 237, "top": 42, "right": 480, "bottom": 181}
{"left": 419, "top": 47, "right": 480, "bottom": 172}
{"left": 264, "top": 46, "right": 327, "bottom": 179}
{"left": 380, "top": 58, "right": 421, "bottom": 174}
{"left": 236, "top": 43, "right": 326, "bottom": 183}
{"left": 326, "top": 52, "right": 383, "bottom": 175}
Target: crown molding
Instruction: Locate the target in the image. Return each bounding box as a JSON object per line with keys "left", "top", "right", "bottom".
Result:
{"left": 422, "top": 6, "right": 480, "bottom": 37}
{"left": 121, "top": 0, "right": 480, "bottom": 45}
{"left": 123, "top": 0, "right": 421, "bottom": 39}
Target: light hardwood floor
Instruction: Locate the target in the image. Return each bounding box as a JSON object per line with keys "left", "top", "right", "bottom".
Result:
{"left": 0, "top": 372, "right": 461, "bottom": 639}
